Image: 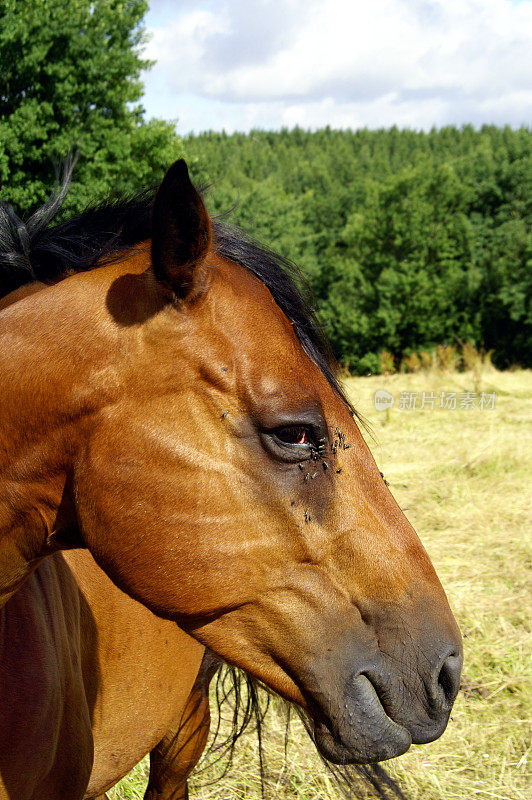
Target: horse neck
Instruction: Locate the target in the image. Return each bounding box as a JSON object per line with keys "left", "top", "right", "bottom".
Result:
{"left": 0, "top": 251, "right": 155, "bottom": 605}
{"left": 0, "top": 281, "right": 48, "bottom": 312}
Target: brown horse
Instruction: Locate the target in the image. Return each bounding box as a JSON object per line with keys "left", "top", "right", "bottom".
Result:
{"left": 0, "top": 160, "right": 462, "bottom": 800}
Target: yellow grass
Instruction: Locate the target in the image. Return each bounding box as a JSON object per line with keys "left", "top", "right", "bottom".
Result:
{"left": 111, "top": 368, "right": 532, "bottom": 800}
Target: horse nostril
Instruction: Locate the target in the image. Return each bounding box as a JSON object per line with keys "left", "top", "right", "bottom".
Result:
{"left": 437, "top": 652, "right": 461, "bottom": 706}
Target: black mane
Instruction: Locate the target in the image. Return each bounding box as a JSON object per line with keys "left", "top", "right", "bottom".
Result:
{"left": 0, "top": 177, "right": 351, "bottom": 410}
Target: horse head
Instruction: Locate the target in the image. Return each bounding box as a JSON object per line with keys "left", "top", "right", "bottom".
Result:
{"left": 0, "top": 160, "right": 462, "bottom": 766}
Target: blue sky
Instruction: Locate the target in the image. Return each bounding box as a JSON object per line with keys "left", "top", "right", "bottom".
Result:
{"left": 140, "top": 0, "right": 532, "bottom": 134}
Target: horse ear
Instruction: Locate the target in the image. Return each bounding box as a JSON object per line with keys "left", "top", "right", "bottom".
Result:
{"left": 151, "top": 159, "right": 211, "bottom": 299}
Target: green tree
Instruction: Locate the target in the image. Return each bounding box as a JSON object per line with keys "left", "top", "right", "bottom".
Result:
{"left": 187, "top": 125, "right": 531, "bottom": 371}
{"left": 0, "top": 0, "right": 183, "bottom": 215}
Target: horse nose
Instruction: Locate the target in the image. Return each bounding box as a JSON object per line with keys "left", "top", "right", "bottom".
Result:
{"left": 427, "top": 647, "right": 462, "bottom": 712}
{"left": 403, "top": 643, "right": 462, "bottom": 745}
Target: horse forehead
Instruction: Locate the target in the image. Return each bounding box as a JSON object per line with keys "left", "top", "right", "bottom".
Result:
{"left": 204, "top": 256, "right": 313, "bottom": 367}
{"left": 206, "top": 255, "right": 283, "bottom": 319}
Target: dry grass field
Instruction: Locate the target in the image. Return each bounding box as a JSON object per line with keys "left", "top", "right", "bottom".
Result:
{"left": 111, "top": 367, "right": 531, "bottom": 800}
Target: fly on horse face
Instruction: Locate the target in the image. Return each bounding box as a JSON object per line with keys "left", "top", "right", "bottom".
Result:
{"left": 0, "top": 160, "right": 462, "bottom": 800}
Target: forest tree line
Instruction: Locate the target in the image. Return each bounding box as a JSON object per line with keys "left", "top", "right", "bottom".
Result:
{"left": 186, "top": 126, "right": 531, "bottom": 373}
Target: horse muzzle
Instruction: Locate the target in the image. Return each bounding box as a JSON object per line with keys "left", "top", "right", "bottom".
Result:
{"left": 306, "top": 638, "right": 462, "bottom": 764}
{"left": 313, "top": 673, "right": 413, "bottom": 763}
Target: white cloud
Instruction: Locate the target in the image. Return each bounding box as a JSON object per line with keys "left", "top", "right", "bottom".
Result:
{"left": 142, "top": 0, "right": 532, "bottom": 132}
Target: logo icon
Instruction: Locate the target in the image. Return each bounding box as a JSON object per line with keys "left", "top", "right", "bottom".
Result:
{"left": 374, "top": 390, "right": 394, "bottom": 411}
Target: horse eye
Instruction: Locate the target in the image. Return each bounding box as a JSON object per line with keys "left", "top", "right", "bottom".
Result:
{"left": 260, "top": 418, "right": 324, "bottom": 462}
{"left": 274, "top": 426, "right": 311, "bottom": 446}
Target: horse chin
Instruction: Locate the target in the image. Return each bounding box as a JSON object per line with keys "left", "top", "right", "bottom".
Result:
{"left": 311, "top": 674, "right": 413, "bottom": 765}
{"left": 313, "top": 718, "right": 412, "bottom": 765}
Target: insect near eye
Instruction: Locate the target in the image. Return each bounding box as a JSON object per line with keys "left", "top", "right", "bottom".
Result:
{"left": 260, "top": 418, "right": 325, "bottom": 463}
{"left": 275, "top": 426, "right": 310, "bottom": 445}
